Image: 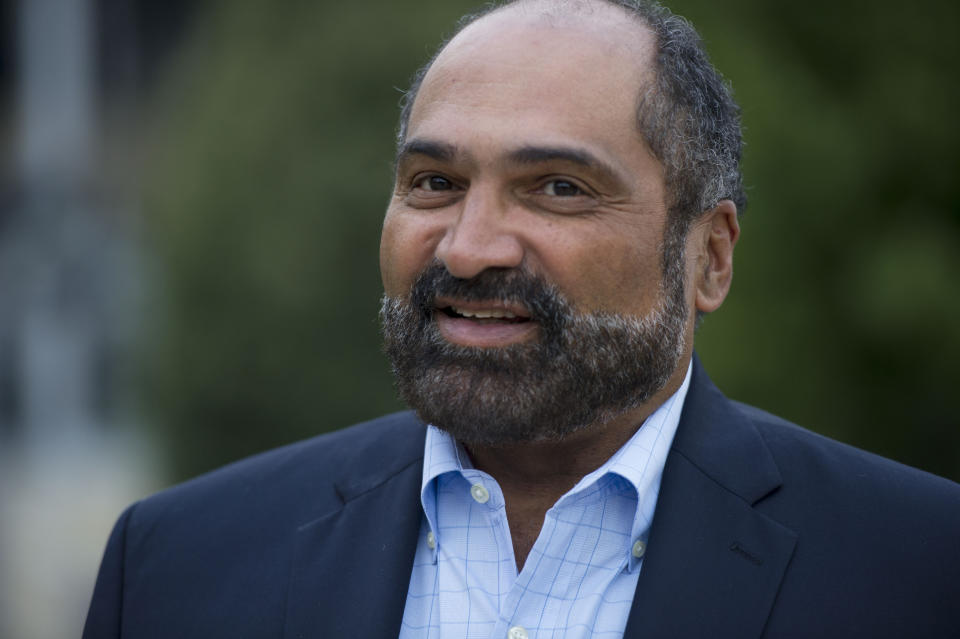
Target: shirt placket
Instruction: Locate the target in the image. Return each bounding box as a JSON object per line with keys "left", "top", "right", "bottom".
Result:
{"left": 492, "top": 507, "right": 561, "bottom": 639}
{"left": 495, "top": 479, "right": 639, "bottom": 639}
{"left": 441, "top": 471, "right": 516, "bottom": 639}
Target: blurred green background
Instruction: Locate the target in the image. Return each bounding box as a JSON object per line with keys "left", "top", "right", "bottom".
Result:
{"left": 140, "top": 0, "right": 960, "bottom": 482}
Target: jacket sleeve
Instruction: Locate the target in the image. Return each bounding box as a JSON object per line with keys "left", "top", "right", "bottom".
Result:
{"left": 82, "top": 504, "right": 137, "bottom": 639}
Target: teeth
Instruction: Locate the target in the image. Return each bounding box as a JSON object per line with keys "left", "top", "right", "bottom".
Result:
{"left": 451, "top": 307, "right": 518, "bottom": 320}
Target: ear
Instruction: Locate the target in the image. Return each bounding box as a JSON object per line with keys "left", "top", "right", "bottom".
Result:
{"left": 691, "top": 199, "right": 739, "bottom": 314}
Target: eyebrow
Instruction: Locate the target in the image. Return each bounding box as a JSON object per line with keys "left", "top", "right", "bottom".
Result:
{"left": 509, "top": 145, "right": 604, "bottom": 170}
{"left": 395, "top": 139, "right": 458, "bottom": 168}
{"left": 507, "top": 145, "right": 624, "bottom": 185}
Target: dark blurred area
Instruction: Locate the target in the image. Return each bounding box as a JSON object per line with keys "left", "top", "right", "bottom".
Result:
{"left": 0, "top": 0, "right": 957, "bottom": 635}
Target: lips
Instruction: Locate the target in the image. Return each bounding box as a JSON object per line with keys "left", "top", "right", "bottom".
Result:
{"left": 450, "top": 307, "right": 517, "bottom": 319}
{"left": 433, "top": 298, "right": 536, "bottom": 346}
{"left": 444, "top": 306, "right": 526, "bottom": 322}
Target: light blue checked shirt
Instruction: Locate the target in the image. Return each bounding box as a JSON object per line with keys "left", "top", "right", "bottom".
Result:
{"left": 399, "top": 362, "right": 691, "bottom": 639}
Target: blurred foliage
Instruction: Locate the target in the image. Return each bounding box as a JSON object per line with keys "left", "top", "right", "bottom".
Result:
{"left": 141, "top": 0, "right": 960, "bottom": 482}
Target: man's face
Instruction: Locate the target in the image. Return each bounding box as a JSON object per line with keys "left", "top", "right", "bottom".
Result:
{"left": 379, "top": 9, "right": 695, "bottom": 443}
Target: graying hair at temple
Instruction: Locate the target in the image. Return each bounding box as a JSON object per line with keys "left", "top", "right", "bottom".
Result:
{"left": 395, "top": 0, "right": 747, "bottom": 235}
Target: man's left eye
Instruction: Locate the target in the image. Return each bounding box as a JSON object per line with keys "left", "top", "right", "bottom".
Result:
{"left": 543, "top": 180, "right": 582, "bottom": 196}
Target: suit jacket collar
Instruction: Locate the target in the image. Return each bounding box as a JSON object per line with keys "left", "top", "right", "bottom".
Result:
{"left": 283, "top": 357, "right": 797, "bottom": 638}
{"left": 623, "top": 357, "right": 797, "bottom": 639}
{"left": 284, "top": 412, "right": 427, "bottom": 638}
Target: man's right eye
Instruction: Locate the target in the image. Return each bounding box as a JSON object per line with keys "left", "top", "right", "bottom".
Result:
{"left": 415, "top": 175, "right": 455, "bottom": 191}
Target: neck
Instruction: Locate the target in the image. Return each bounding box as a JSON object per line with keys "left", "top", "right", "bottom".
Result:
{"left": 463, "top": 355, "right": 691, "bottom": 569}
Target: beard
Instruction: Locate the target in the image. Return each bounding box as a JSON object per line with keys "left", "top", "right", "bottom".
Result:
{"left": 380, "top": 249, "right": 688, "bottom": 446}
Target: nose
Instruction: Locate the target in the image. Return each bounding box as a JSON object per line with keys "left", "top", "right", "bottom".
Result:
{"left": 434, "top": 187, "right": 524, "bottom": 279}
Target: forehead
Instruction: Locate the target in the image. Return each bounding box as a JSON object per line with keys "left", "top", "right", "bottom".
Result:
{"left": 406, "top": 4, "right": 657, "bottom": 158}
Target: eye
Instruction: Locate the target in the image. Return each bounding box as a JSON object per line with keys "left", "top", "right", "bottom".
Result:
{"left": 415, "top": 175, "right": 456, "bottom": 191}
{"left": 542, "top": 179, "right": 583, "bottom": 197}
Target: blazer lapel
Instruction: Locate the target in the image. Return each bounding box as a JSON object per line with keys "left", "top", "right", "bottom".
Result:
{"left": 624, "top": 359, "right": 798, "bottom": 639}
{"left": 284, "top": 419, "right": 426, "bottom": 639}
{"left": 280, "top": 363, "right": 797, "bottom": 638}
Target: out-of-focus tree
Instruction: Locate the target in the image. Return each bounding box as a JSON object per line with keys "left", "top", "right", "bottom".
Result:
{"left": 141, "top": 0, "right": 960, "bottom": 482}
{"left": 685, "top": 0, "right": 960, "bottom": 480}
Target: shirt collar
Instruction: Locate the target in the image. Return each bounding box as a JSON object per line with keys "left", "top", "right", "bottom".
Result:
{"left": 419, "top": 360, "right": 693, "bottom": 569}
{"left": 569, "top": 360, "right": 692, "bottom": 570}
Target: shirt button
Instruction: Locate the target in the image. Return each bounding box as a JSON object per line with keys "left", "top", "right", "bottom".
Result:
{"left": 508, "top": 626, "right": 528, "bottom": 639}
{"left": 426, "top": 531, "right": 436, "bottom": 549}
{"left": 470, "top": 483, "right": 490, "bottom": 504}
{"left": 632, "top": 539, "right": 647, "bottom": 559}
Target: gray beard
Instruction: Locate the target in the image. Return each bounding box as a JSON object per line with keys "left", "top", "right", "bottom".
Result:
{"left": 379, "top": 259, "right": 688, "bottom": 446}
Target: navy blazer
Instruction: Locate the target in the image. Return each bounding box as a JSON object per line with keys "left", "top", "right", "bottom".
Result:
{"left": 84, "top": 360, "right": 960, "bottom": 638}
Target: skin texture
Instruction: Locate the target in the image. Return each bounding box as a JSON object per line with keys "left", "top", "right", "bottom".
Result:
{"left": 380, "top": 0, "right": 739, "bottom": 569}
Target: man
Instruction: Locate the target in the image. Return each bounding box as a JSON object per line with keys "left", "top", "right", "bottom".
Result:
{"left": 84, "top": 1, "right": 960, "bottom": 637}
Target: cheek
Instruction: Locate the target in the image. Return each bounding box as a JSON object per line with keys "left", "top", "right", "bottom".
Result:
{"left": 546, "top": 234, "right": 663, "bottom": 315}
{"left": 379, "top": 209, "right": 440, "bottom": 297}
{"left": 601, "top": 254, "right": 662, "bottom": 312}
{"left": 379, "top": 215, "right": 407, "bottom": 297}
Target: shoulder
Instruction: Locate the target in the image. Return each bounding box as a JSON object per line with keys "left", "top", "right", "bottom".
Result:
{"left": 717, "top": 401, "right": 960, "bottom": 634}
{"left": 729, "top": 400, "right": 960, "bottom": 557}
{"left": 127, "top": 410, "right": 427, "bottom": 534}
{"left": 735, "top": 400, "right": 960, "bottom": 505}
{"left": 86, "top": 412, "right": 427, "bottom": 635}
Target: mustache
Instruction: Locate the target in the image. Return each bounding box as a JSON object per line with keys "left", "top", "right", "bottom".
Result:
{"left": 408, "top": 261, "right": 568, "bottom": 323}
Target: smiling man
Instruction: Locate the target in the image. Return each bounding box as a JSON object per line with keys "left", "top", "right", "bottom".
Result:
{"left": 84, "top": 1, "right": 960, "bottom": 638}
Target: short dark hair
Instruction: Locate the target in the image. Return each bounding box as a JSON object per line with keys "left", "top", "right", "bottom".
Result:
{"left": 396, "top": 0, "right": 745, "bottom": 233}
